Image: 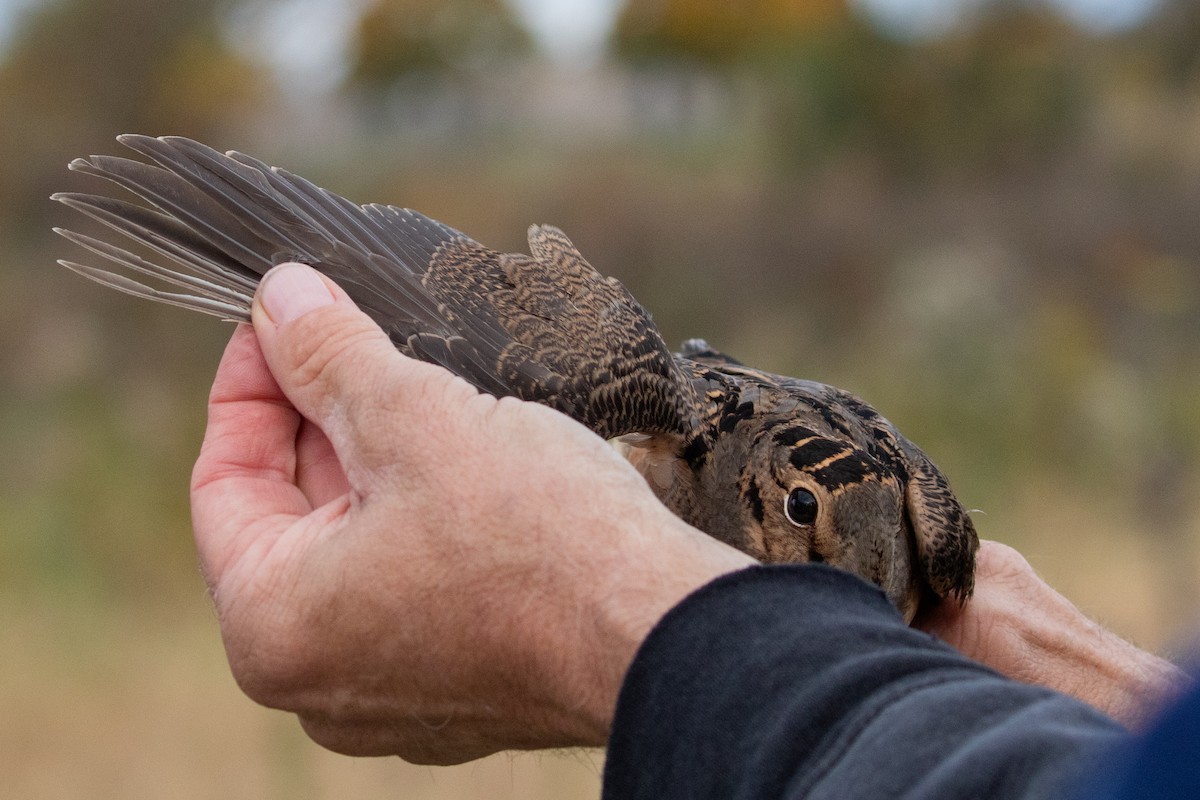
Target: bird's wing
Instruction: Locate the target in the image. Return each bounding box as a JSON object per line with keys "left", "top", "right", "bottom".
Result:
{"left": 893, "top": 436, "right": 979, "bottom": 603}
{"left": 420, "top": 224, "right": 699, "bottom": 437}
{"left": 53, "top": 135, "right": 697, "bottom": 438}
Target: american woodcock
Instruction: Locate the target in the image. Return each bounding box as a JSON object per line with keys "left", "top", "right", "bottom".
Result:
{"left": 53, "top": 135, "right": 978, "bottom": 621}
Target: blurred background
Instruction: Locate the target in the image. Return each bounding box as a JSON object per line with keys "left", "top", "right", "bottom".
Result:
{"left": 2, "top": 0, "right": 1200, "bottom": 796}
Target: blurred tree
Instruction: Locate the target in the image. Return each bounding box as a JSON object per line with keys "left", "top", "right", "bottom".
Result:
{"left": 1135, "top": 0, "right": 1200, "bottom": 88}
{"left": 0, "top": 0, "right": 269, "bottom": 229}
{"left": 348, "top": 0, "right": 532, "bottom": 89}
{"left": 613, "top": 0, "right": 1088, "bottom": 174}
{"left": 614, "top": 0, "right": 848, "bottom": 67}
{"left": 801, "top": 6, "right": 1088, "bottom": 172}
{"left": 0, "top": 0, "right": 274, "bottom": 600}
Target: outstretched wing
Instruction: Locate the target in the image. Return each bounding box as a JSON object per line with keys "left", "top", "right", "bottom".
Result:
{"left": 54, "top": 135, "right": 697, "bottom": 439}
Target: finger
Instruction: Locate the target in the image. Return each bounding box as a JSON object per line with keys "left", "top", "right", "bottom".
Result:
{"left": 191, "top": 324, "right": 311, "bottom": 584}
{"left": 297, "top": 713, "right": 506, "bottom": 764}
{"left": 249, "top": 262, "right": 465, "bottom": 478}
{"left": 295, "top": 418, "right": 349, "bottom": 506}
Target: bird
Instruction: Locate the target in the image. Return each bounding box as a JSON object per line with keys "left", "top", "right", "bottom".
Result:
{"left": 52, "top": 134, "right": 978, "bottom": 622}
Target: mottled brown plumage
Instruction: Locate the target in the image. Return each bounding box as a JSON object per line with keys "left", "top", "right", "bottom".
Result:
{"left": 54, "top": 135, "right": 978, "bottom": 621}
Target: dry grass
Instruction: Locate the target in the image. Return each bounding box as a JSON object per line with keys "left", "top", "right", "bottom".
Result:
{"left": 0, "top": 592, "right": 603, "bottom": 800}
{"left": 1003, "top": 482, "right": 1200, "bottom": 658}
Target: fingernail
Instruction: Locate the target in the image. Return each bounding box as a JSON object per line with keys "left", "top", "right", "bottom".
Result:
{"left": 259, "top": 263, "right": 335, "bottom": 324}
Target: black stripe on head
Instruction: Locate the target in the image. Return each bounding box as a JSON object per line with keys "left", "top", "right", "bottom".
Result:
{"left": 752, "top": 417, "right": 791, "bottom": 445}
{"left": 813, "top": 401, "right": 854, "bottom": 438}
{"left": 788, "top": 438, "right": 847, "bottom": 470}
{"left": 842, "top": 394, "right": 882, "bottom": 423}
{"left": 809, "top": 449, "right": 877, "bottom": 490}
{"left": 865, "top": 427, "right": 907, "bottom": 482}
{"left": 742, "top": 472, "right": 765, "bottom": 524}
{"left": 773, "top": 425, "right": 820, "bottom": 447}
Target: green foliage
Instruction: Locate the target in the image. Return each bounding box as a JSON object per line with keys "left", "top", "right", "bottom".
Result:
{"left": 0, "top": 0, "right": 268, "bottom": 227}
{"left": 615, "top": 2, "right": 1091, "bottom": 173}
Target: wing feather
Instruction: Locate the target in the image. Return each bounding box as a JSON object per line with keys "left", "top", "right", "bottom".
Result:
{"left": 55, "top": 135, "right": 697, "bottom": 438}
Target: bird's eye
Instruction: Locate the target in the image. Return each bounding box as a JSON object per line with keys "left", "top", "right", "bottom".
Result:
{"left": 785, "top": 487, "right": 819, "bottom": 526}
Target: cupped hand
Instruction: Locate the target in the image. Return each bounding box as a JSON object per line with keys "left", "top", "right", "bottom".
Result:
{"left": 190, "top": 263, "right": 753, "bottom": 764}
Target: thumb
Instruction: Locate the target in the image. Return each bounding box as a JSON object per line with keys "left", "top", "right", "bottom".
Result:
{"left": 250, "top": 262, "right": 433, "bottom": 473}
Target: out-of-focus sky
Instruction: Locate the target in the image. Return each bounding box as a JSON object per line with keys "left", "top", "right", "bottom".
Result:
{"left": 855, "top": 0, "right": 1161, "bottom": 36}
{"left": 0, "top": 0, "right": 1167, "bottom": 80}
{"left": 235, "top": 0, "right": 1168, "bottom": 97}
{"left": 239, "top": 0, "right": 1167, "bottom": 92}
{"left": 0, "top": 0, "right": 33, "bottom": 50}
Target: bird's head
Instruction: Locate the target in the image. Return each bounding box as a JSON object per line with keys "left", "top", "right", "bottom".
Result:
{"left": 743, "top": 421, "right": 920, "bottom": 618}
{"left": 741, "top": 406, "right": 977, "bottom": 622}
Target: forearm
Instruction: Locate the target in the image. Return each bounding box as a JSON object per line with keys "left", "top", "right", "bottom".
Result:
{"left": 604, "top": 565, "right": 1126, "bottom": 800}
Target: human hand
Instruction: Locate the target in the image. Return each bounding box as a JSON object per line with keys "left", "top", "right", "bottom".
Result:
{"left": 190, "top": 263, "right": 754, "bottom": 765}
{"left": 915, "top": 540, "right": 1191, "bottom": 728}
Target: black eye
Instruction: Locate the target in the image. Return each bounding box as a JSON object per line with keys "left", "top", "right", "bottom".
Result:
{"left": 785, "top": 487, "right": 819, "bottom": 526}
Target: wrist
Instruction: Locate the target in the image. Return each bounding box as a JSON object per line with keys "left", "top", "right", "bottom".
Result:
{"left": 542, "top": 511, "right": 756, "bottom": 745}
{"left": 1059, "top": 622, "right": 1191, "bottom": 729}
{"left": 993, "top": 575, "right": 1190, "bottom": 729}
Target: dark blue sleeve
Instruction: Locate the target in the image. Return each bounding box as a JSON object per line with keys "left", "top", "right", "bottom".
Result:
{"left": 1080, "top": 679, "right": 1200, "bottom": 800}
{"left": 602, "top": 565, "right": 1127, "bottom": 800}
